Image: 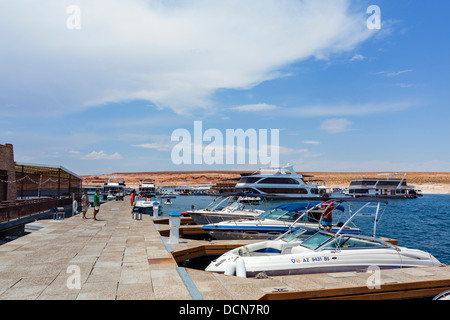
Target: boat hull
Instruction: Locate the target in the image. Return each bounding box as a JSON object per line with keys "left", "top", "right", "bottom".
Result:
{"left": 206, "top": 226, "right": 295, "bottom": 240}
{"left": 188, "top": 211, "right": 261, "bottom": 225}
{"left": 348, "top": 194, "right": 419, "bottom": 199}
{"left": 206, "top": 248, "right": 441, "bottom": 277}
{"left": 133, "top": 203, "right": 162, "bottom": 215}
{"left": 202, "top": 223, "right": 360, "bottom": 240}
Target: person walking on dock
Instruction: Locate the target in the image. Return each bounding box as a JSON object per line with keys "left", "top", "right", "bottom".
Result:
{"left": 130, "top": 189, "right": 136, "bottom": 207}
{"left": 93, "top": 189, "right": 101, "bottom": 221}
{"left": 81, "top": 189, "right": 90, "bottom": 219}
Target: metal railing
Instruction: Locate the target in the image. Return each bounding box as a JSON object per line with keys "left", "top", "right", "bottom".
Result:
{"left": 0, "top": 197, "right": 80, "bottom": 223}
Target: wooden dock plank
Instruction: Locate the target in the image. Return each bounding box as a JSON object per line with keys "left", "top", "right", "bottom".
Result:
{"left": 259, "top": 278, "right": 450, "bottom": 300}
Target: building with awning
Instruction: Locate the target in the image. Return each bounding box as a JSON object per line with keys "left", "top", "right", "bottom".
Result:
{"left": 0, "top": 143, "right": 83, "bottom": 224}
{"left": 15, "top": 162, "right": 83, "bottom": 200}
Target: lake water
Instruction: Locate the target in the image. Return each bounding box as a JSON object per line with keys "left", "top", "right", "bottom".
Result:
{"left": 158, "top": 194, "right": 450, "bottom": 265}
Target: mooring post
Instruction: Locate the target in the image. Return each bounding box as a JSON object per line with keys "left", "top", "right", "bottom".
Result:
{"left": 153, "top": 201, "right": 159, "bottom": 219}
{"left": 169, "top": 211, "right": 182, "bottom": 244}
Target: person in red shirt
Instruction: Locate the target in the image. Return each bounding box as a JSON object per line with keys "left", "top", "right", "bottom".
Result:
{"left": 130, "top": 190, "right": 136, "bottom": 206}
{"left": 319, "top": 200, "right": 335, "bottom": 233}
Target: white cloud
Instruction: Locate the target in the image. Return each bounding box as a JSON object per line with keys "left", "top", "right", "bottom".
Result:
{"left": 303, "top": 140, "right": 321, "bottom": 144}
{"left": 350, "top": 54, "right": 365, "bottom": 61}
{"left": 133, "top": 143, "right": 173, "bottom": 152}
{"left": 290, "top": 159, "right": 450, "bottom": 172}
{"left": 231, "top": 103, "right": 278, "bottom": 112}
{"left": 131, "top": 134, "right": 176, "bottom": 152}
{"left": 286, "top": 101, "right": 415, "bottom": 117}
{"left": 278, "top": 146, "right": 310, "bottom": 155}
{"left": 81, "top": 150, "right": 123, "bottom": 160}
{"left": 320, "top": 118, "right": 353, "bottom": 133}
{"left": 68, "top": 150, "right": 82, "bottom": 155}
{"left": 396, "top": 83, "right": 414, "bottom": 88}
{"left": 0, "top": 0, "right": 374, "bottom": 116}
{"left": 376, "top": 70, "right": 413, "bottom": 77}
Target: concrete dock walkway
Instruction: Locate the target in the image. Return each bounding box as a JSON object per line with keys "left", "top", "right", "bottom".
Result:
{"left": 0, "top": 199, "right": 189, "bottom": 300}
{"left": 0, "top": 199, "right": 449, "bottom": 300}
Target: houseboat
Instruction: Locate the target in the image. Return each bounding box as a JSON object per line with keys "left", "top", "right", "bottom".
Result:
{"left": 343, "top": 173, "right": 422, "bottom": 199}
{"left": 102, "top": 177, "right": 126, "bottom": 201}
{"left": 138, "top": 179, "right": 157, "bottom": 196}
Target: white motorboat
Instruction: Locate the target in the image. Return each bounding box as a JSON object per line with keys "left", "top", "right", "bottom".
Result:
{"left": 106, "top": 193, "right": 116, "bottom": 201}
{"left": 186, "top": 193, "right": 266, "bottom": 225}
{"left": 201, "top": 200, "right": 361, "bottom": 240}
{"left": 205, "top": 232, "right": 441, "bottom": 277}
{"left": 433, "top": 290, "right": 450, "bottom": 300}
{"left": 133, "top": 193, "right": 161, "bottom": 215}
{"left": 205, "top": 199, "right": 441, "bottom": 277}
{"left": 234, "top": 164, "right": 328, "bottom": 199}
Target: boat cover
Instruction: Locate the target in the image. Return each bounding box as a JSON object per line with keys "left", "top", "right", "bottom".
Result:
{"left": 272, "top": 202, "right": 345, "bottom": 212}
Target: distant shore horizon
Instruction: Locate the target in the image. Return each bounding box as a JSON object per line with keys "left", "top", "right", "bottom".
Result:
{"left": 81, "top": 171, "right": 450, "bottom": 195}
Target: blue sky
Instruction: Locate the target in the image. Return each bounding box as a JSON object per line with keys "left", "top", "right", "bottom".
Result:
{"left": 1, "top": 0, "right": 449, "bottom": 175}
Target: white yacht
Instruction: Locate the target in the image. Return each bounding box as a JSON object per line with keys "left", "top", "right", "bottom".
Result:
{"left": 234, "top": 165, "right": 328, "bottom": 199}
{"left": 102, "top": 177, "right": 126, "bottom": 201}
{"left": 138, "top": 179, "right": 157, "bottom": 196}
{"left": 343, "top": 173, "right": 422, "bottom": 199}
{"left": 205, "top": 199, "right": 441, "bottom": 277}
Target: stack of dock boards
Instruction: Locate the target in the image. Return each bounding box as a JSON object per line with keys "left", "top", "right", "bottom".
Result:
{"left": 24, "top": 220, "right": 58, "bottom": 233}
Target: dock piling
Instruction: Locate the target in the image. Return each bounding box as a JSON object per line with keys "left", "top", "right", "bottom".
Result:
{"left": 169, "top": 211, "right": 182, "bottom": 244}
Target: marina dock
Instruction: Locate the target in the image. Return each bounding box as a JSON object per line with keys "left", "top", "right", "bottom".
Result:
{"left": 0, "top": 199, "right": 448, "bottom": 300}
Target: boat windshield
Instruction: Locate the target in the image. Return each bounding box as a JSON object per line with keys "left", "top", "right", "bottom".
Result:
{"left": 258, "top": 209, "right": 303, "bottom": 222}
{"left": 300, "top": 232, "right": 334, "bottom": 250}
{"left": 223, "top": 201, "right": 246, "bottom": 212}
{"left": 321, "top": 236, "right": 387, "bottom": 250}
{"left": 206, "top": 196, "right": 232, "bottom": 210}
{"left": 280, "top": 228, "right": 309, "bottom": 242}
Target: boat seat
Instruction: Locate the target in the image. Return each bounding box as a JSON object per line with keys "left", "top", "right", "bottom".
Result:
{"left": 281, "top": 242, "right": 303, "bottom": 254}
{"left": 289, "top": 246, "right": 311, "bottom": 254}
{"left": 248, "top": 251, "right": 280, "bottom": 257}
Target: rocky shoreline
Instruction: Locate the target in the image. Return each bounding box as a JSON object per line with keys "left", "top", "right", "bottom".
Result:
{"left": 81, "top": 171, "right": 450, "bottom": 195}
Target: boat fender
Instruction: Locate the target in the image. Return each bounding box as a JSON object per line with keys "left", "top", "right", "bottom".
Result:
{"left": 224, "top": 261, "right": 236, "bottom": 276}
{"left": 72, "top": 200, "right": 78, "bottom": 214}
{"left": 236, "top": 258, "right": 247, "bottom": 278}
